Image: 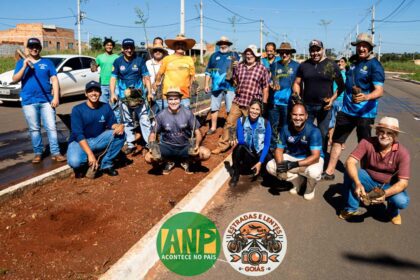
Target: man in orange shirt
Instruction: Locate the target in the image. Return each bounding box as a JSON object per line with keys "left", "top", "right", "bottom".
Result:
{"left": 153, "top": 34, "right": 196, "bottom": 109}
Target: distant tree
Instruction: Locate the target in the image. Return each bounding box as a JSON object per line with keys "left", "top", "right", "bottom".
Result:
{"left": 90, "top": 37, "right": 103, "bottom": 51}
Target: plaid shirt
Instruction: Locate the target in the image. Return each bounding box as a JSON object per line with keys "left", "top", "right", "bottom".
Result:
{"left": 233, "top": 62, "right": 269, "bottom": 107}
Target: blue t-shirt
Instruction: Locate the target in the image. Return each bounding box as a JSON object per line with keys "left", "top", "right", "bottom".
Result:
{"left": 270, "top": 60, "right": 300, "bottom": 106}
{"left": 333, "top": 70, "right": 347, "bottom": 102}
{"left": 261, "top": 56, "right": 281, "bottom": 70}
{"left": 236, "top": 117, "right": 271, "bottom": 163}
{"left": 111, "top": 54, "right": 149, "bottom": 98}
{"left": 205, "top": 51, "right": 240, "bottom": 92}
{"left": 14, "top": 58, "right": 57, "bottom": 106}
{"left": 277, "top": 122, "right": 324, "bottom": 159}
{"left": 341, "top": 57, "right": 385, "bottom": 118}
{"left": 69, "top": 102, "right": 117, "bottom": 143}
{"left": 154, "top": 107, "right": 200, "bottom": 147}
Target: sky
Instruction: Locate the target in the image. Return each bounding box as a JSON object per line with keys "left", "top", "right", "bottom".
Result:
{"left": 1, "top": 0, "right": 419, "bottom": 55}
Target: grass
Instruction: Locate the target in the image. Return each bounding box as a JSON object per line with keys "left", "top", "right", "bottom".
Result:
{"left": 401, "top": 72, "right": 420, "bottom": 82}
{"left": 382, "top": 61, "right": 420, "bottom": 73}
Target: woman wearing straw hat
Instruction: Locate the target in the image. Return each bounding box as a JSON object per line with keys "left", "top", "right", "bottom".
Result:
{"left": 153, "top": 34, "right": 196, "bottom": 109}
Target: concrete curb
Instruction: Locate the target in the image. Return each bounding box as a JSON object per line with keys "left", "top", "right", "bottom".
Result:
{"left": 392, "top": 75, "right": 420, "bottom": 85}
{"left": 100, "top": 154, "right": 231, "bottom": 280}
{"left": 0, "top": 165, "right": 72, "bottom": 203}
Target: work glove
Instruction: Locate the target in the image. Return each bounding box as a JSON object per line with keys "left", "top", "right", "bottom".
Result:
{"left": 276, "top": 160, "right": 299, "bottom": 174}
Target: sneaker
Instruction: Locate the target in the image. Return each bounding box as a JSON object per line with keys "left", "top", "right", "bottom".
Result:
{"left": 162, "top": 161, "right": 175, "bottom": 175}
{"left": 181, "top": 161, "right": 193, "bottom": 175}
{"left": 206, "top": 129, "right": 216, "bottom": 135}
{"left": 124, "top": 147, "right": 136, "bottom": 155}
{"left": 391, "top": 214, "right": 402, "bottom": 225}
{"left": 32, "top": 155, "right": 42, "bottom": 164}
{"left": 229, "top": 176, "right": 239, "bottom": 187}
{"left": 338, "top": 209, "right": 364, "bottom": 220}
{"left": 303, "top": 184, "right": 316, "bottom": 200}
{"left": 51, "top": 154, "right": 67, "bottom": 162}
{"left": 289, "top": 186, "right": 299, "bottom": 195}
{"left": 321, "top": 172, "right": 335, "bottom": 181}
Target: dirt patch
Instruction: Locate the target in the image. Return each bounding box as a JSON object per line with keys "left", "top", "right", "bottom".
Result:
{"left": 0, "top": 111, "right": 231, "bottom": 279}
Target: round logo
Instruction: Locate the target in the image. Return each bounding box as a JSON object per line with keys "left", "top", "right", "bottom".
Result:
{"left": 223, "top": 212, "right": 287, "bottom": 276}
{"left": 157, "top": 212, "right": 221, "bottom": 276}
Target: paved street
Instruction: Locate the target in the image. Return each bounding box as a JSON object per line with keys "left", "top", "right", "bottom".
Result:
{"left": 151, "top": 76, "right": 420, "bottom": 279}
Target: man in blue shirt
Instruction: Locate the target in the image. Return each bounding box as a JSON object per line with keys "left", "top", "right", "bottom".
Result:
{"left": 13, "top": 37, "right": 66, "bottom": 164}
{"left": 204, "top": 36, "right": 240, "bottom": 135}
{"left": 323, "top": 33, "right": 385, "bottom": 180}
{"left": 110, "top": 38, "right": 152, "bottom": 155}
{"left": 145, "top": 87, "right": 210, "bottom": 175}
{"left": 67, "top": 81, "right": 125, "bottom": 177}
{"left": 268, "top": 42, "right": 300, "bottom": 147}
{"left": 261, "top": 42, "right": 281, "bottom": 70}
{"left": 266, "top": 103, "right": 324, "bottom": 200}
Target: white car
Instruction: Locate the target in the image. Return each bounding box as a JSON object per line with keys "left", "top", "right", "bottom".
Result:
{"left": 0, "top": 54, "right": 100, "bottom": 102}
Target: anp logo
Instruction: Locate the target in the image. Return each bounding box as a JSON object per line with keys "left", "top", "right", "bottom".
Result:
{"left": 223, "top": 212, "right": 287, "bottom": 276}
{"left": 157, "top": 212, "right": 221, "bottom": 276}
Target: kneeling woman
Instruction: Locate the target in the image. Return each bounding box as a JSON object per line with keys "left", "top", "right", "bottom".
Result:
{"left": 229, "top": 99, "right": 272, "bottom": 187}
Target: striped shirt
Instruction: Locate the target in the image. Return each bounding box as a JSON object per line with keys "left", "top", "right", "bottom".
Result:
{"left": 233, "top": 62, "right": 269, "bottom": 107}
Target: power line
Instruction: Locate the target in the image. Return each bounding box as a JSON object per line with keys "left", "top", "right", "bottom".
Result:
{"left": 210, "top": 0, "right": 258, "bottom": 23}
{"left": 0, "top": 16, "right": 74, "bottom": 21}
{"left": 85, "top": 16, "right": 199, "bottom": 29}
{"left": 377, "top": 19, "right": 420, "bottom": 23}
{"left": 377, "top": 0, "right": 406, "bottom": 22}
{"left": 203, "top": 16, "right": 258, "bottom": 25}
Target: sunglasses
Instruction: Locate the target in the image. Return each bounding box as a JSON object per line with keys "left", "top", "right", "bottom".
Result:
{"left": 279, "top": 52, "right": 291, "bottom": 56}
{"left": 376, "top": 129, "right": 396, "bottom": 137}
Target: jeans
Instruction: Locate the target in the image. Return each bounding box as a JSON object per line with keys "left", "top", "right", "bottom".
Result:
{"left": 216, "top": 103, "right": 249, "bottom": 151}
{"left": 343, "top": 169, "right": 410, "bottom": 217}
{"left": 67, "top": 130, "right": 126, "bottom": 169}
{"left": 210, "top": 90, "right": 234, "bottom": 113}
{"left": 119, "top": 101, "right": 152, "bottom": 148}
{"left": 306, "top": 104, "right": 331, "bottom": 153}
{"left": 100, "top": 85, "right": 121, "bottom": 123}
{"left": 22, "top": 102, "right": 60, "bottom": 155}
{"left": 329, "top": 100, "right": 343, "bottom": 129}
{"left": 267, "top": 104, "right": 288, "bottom": 148}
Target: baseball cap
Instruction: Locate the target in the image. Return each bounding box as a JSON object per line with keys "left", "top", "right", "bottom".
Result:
{"left": 122, "top": 38, "right": 135, "bottom": 48}
{"left": 309, "top": 39, "right": 323, "bottom": 49}
{"left": 27, "top": 38, "right": 42, "bottom": 48}
{"left": 85, "top": 81, "right": 101, "bottom": 92}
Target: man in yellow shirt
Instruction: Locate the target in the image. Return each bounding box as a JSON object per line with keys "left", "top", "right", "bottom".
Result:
{"left": 154, "top": 34, "right": 196, "bottom": 109}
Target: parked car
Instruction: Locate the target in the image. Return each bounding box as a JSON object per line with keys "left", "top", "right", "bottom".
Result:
{"left": 0, "top": 54, "right": 99, "bottom": 102}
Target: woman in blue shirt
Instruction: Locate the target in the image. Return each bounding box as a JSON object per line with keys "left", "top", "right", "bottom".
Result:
{"left": 228, "top": 99, "right": 272, "bottom": 187}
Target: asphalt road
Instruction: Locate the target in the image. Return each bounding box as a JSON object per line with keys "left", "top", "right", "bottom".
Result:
{"left": 152, "top": 76, "right": 420, "bottom": 279}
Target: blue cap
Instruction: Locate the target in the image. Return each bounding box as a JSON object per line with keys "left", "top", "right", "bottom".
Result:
{"left": 27, "top": 37, "right": 42, "bottom": 48}
{"left": 122, "top": 38, "right": 135, "bottom": 48}
{"left": 85, "top": 81, "right": 101, "bottom": 92}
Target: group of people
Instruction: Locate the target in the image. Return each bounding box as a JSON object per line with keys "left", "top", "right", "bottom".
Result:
{"left": 13, "top": 32, "right": 410, "bottom": 225}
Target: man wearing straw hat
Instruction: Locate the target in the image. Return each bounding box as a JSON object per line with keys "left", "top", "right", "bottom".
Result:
{"left": 145, "top": 87, "right": 210, "bottom": 175}
{"left": 204, "top": 36, "right": 240, "bottom": 135}
{"left": 212, "top": 44, "right": 270, "bottom": 155}
{"left": 323, "top": 33, "right": 385, "bottom": 180}
{"left": 153, "top": 34, "right": 196, "bottom": 109}
{"left": 146, "top": 40, "right": 168, "bottom": 113}
{"left": 339, "top": 117, "right": 410, "bottom": 225}
{"left": 268, "top": 42, "right": 300, "bottom": 147}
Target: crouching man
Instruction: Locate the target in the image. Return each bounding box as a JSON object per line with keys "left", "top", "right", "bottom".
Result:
{"left": 67, "top": 81, "right": 125, "bottom": 177}
{"left": 266, "top": 103, "right": 324, "bottom": 200}
{"left": 339, "top": 117, "right": 410, "bottom": 225}
{"left": 145, "top": 87, "right": 211, "bottom": 174}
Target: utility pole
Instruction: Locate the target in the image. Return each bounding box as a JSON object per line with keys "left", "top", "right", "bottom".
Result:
{"left": 356, "top": 24, "right": 359, "bottom": 36}
{"left": 260, "top": 19, "right": 263, "bottom": 53}
{"left": 378, "top": 33, "right": 382, "bottom": 61}
{"left": 77, "top": 0, "right": 81, "bottom": 55}
{"left": 87, "top": 31, "right": 90, "bottom": 50}
{"left": 200, "top": 0, "right": 203, "bottom": 64}
{"left": 180, "top": 0, "right": 185, "bottom": 35}
{"left": 371, "top": 4, "right": 375, "bottom": 44}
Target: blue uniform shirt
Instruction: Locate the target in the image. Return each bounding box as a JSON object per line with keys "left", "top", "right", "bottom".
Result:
{"left": 270, "top": 60, "right": 300, "bottom": 106}
{"left": 333, "top": 70, "right": 347, "bottom": 102}
{"left": 111, "top": 54, "right": 149, "bottom": 98}
{"left": 277, "top": 122, "right": 324, "bottom": 159}
{"left": 205, "top": 51, "right": 240, "bottom": 92}
{"left": 69, "top": 102, "right": 117, "bottom": 143}
{"left": 14, "top": 58, "right": 57, "bottom": 106}
{"left": 341, "top": 56, "right": 384, "bottom": 118}
{"left": 261, "top": 56, "right": 281, "bottom": 70}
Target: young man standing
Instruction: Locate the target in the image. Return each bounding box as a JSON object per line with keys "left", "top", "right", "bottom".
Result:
{"left": 12, "top": 38, "right": 66, "bottom": 163}
{"left": 204, "top": 36, "right": 240, "bottom": 135}
{"left": 261, "top": 42, "right": 280, "bottom": 70}
{"left": 67, "top": 81, "right": 125, "bottom": 177}
{"left": 146, "top": 42, "right": 167, "bottom": 112}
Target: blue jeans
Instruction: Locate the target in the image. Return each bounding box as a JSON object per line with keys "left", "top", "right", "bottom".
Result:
{"left": 67, "top": 130, "right": 126, "bottom": 170}
{"left": 119, "top": 101, "right": 152, "bottom": 148}
{"left": 306, "top": 104, "right": 331, "bottom": 153}
{"left": 22, "top": 102, "right": 60, "bottom": 155}
{"left": 343, "top": 169, "right": 410, "bottom": 218}
{"left": 329, "top": 100, "right": 343, "bottom": 129}
{"left": 210, "top": 90, "right": 234, "bottom": 113}
{"left": 267, "top": 104, "right": 288, "bottom": 148}
{"left": 100, "top": 85, "right": 121, "bottom": 123}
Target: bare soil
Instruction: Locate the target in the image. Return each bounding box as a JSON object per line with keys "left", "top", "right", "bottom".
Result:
{"left": 0, "top": 112, "right": 230, "bottom": 279}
